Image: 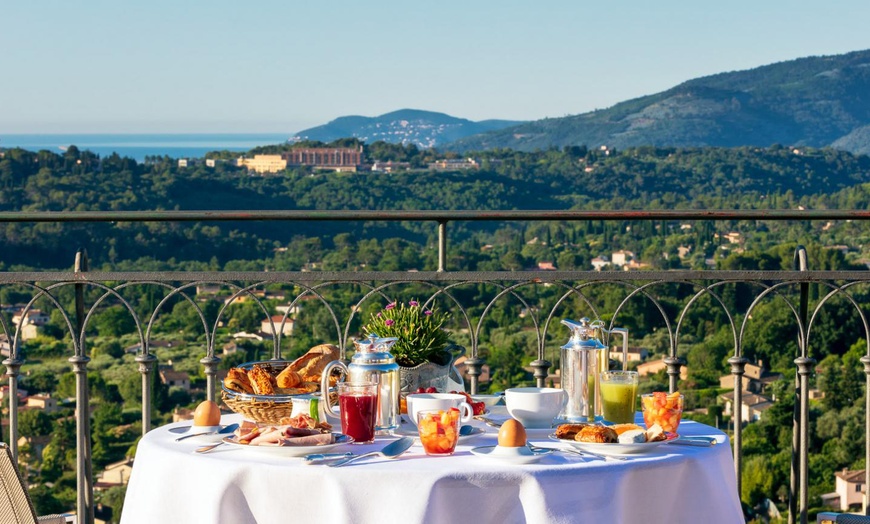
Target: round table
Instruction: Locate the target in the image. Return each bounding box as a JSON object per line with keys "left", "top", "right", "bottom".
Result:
{"left": 121, "top": 409, "right": 743, "bottom": 524}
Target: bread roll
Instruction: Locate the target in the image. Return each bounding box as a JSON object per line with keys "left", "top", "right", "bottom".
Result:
{"left": 224, "top": 368, "right": 254, "bottom": 394}
{"left": 576, "top": 425, "right": 618, "bottom": 443}
{"left": 289, "top": 344, "right": 340, "bottom": 382}
{"left": 645, "top": 423, "right": 667, "bottom": 442}
{"left": 618, "top": 429, "right": 648, "bottom": 444}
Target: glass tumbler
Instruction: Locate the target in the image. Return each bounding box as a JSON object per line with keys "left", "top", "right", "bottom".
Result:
{"left": 338, "top": 382, "right": 379, "bottom": 444}
{"left": 599, "top": 370, "right": 639, "bottom": 424}
{"left": 417, "top": 408, "right": 461, "bottom": 455}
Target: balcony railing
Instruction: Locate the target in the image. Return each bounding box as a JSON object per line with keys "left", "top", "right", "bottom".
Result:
{"left": 3, "top": 210, "right": 870, "bottom": 524}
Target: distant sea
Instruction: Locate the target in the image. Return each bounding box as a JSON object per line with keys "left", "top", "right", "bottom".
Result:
{"left": 0, "top": 133, "right": 289, "bottom": 162}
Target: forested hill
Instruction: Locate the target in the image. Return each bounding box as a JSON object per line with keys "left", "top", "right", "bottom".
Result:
{"left": 2, "top": 144, "right": 870, "bottom": 269}
{"left": 447, "top": 49, "right": 870, "bottom": 155}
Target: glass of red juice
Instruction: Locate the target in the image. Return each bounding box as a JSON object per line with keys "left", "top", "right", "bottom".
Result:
{"left": 338, "top": 382, "right": 379, "bottom": 444}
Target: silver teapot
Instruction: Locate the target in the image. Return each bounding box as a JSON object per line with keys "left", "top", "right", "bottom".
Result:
{"left": 557, "top": 318, "right": 628, "bottom": 422}
{"left": 320, "top": 334, "right": 400, "bottom": 432}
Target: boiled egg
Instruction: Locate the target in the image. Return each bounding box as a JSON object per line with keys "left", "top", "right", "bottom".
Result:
{"left": 497, "top": 418, "right": 527, "bottom": 448}
{"left": 193, "top": 400, "right": 221, "bottom": 427}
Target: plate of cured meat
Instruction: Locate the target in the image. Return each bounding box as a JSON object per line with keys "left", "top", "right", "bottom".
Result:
{"left": 223, "top": 421, "right": 353, "bottom": 457}
{"left": 217, "top": 416, "right": 352, "bottom": 456}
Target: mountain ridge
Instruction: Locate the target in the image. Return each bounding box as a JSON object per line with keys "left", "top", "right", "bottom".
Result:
{"left": 444, "top": 49, "right": 870, "bottom": 153}
{"left": 291, "top": 108, "right": 524, "bottom": 149}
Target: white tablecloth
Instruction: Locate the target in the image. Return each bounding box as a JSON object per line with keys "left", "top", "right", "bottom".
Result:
{"left": 121, "top": 410, "right": 743, "bottom": 524}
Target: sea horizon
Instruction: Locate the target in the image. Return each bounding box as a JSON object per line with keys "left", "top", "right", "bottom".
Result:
{"left": 0, "top": 133, "right": 290, "bottom": 162}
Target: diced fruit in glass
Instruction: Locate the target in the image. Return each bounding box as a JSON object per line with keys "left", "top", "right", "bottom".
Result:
{"left": 642, "top": 391, "right": 683, "bottom": 433}
{"left": 418, "top": 408, "right": 459, "bottom": 455}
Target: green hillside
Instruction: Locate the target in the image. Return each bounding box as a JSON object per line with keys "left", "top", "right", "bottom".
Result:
{"left": 447, "top": 49, "right": 870, "bottom": 153}
{"left": 2, "top": 143, "right": 870, "bottom": 269}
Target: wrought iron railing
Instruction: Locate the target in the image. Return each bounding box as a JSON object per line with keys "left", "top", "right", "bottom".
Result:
{"left": 3, "top": 210, "right": 870, "bottom": 524}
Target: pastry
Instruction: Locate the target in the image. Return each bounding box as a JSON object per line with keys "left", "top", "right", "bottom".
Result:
{"left": 275, "top": 367, "right": 303, "bottom": 388}
{"left": 224, "top": 368, "right": 254, "bottom": 394}
{"left": 575, "top": 425, "right": 618, "bottom": 444}
{"left": 248, "top": 364, "right": 276, "bottom": 395}
{"left": 555, "top": 423, "right": 590, "bottom": 440}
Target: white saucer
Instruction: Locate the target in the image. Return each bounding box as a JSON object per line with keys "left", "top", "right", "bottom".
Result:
{"left": 470, "top": 445, "right": 551, "bottom": 464}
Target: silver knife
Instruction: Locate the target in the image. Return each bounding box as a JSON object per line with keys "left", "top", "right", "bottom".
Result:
{"left": 302, "top": 452, "right": 354, "bottom": 463}
{"left": 669, "top": 436, "right": 718, "bottom": 447}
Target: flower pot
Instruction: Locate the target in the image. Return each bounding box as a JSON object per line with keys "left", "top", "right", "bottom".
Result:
{"left": 400, "top": 361, "right": 451, "bottom": 395}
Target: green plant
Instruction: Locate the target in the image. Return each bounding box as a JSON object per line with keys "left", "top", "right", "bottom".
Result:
{"left": 362, "top": 300, "right": 450, "bottom": 367}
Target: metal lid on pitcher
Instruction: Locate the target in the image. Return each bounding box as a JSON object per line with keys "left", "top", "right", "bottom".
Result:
{"left": 352, "top": 334, "right": 398, "bottom": 365}
{"left": 560, "top": 318, "right": 606, "bottom": 350}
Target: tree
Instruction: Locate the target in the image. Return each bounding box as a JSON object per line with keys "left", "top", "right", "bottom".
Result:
{"left": 92, "top": 305, "right": 137, "bottom": 337}
{"left": 19, "top": 409, "right": 53, "bottom": 437}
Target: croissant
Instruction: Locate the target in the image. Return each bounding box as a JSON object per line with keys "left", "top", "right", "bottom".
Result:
{"left": 224, "top": 368, "right": 254, "bottom": 394}
{"left": 555, "top": 423, "right": 590, "bottom": 440}
{"left": 576, "top": 425, "right": 618, "bottom": 444}
{"left": 276, "top": 367, "right": 303, "bottom": 388}
{"left": 248, "top": 365, "right": 275, "bottom": 395}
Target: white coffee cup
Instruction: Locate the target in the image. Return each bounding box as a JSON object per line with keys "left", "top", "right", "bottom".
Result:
{"left": 406, "top": 393, "right": 473, "bottom": 426}
{"left": 505, "top": 387, "right": 567, "bottom": 429}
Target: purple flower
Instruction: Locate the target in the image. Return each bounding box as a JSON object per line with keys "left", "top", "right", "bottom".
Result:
{"left": 409, "top": 300, "right": 418, "bottom": 307}
{"left": 385, "top": 302, "right": 396, "bottom": 310}
{"left": 377, "top": 312, "right": 382, "bottom": 318}
{"left": 385, "top": 319, "right": 395, "bottom": 326}
{"left": 424, "top": 310, "right": 433, "bottom": 316}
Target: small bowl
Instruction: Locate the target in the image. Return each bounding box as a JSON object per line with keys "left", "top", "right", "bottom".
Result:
{"left": 470, "top": 394, "right": 504, "bottom": 408}
{"left": 640, "top": 392, "right": 684, "bottom": 433}
{"left": 504, "top": 387, "right": 567, "bottom": 429}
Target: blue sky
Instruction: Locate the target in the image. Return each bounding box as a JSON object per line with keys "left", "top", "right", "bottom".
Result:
{"left": 3, "top": 1, "right": 869, "bottom": 134}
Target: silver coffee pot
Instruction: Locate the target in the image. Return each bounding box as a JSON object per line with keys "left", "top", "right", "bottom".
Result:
{"left": 320, "top": 334, "right": 400, "bottom": 432}
{"left": 557, "top": 318, "right": 628, "bottom": 422}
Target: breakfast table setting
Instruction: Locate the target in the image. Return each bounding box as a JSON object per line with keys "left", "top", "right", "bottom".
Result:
{"left": 120, "top": 404, "right": 742, "bottom": 524}
{"left": 121, "top": 330, "right": 743, "bottom": 523}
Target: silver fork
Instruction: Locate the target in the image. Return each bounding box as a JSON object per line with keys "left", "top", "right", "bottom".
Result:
{"left": 526, "top": 443, "right": 585, "bottom": 457}
{"left": 529, "top": 443, "right": 626, "bottom": 461}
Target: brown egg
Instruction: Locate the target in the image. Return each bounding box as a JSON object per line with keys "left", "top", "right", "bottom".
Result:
{"left": 497, "top": 418, "right": 527, "bottom": 447}
{"left": 193, "top": 400, "right": 221, "bottom": 427}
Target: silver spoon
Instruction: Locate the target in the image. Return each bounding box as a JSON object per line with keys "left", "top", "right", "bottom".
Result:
{"left": 328, "top": 437, "right": 414, "bottom": 467}
{"left": 459, "top": 425, "right": 476, "bottom": 436}
{"left": 195, "top": 441, "right": 227, "bottom": 453}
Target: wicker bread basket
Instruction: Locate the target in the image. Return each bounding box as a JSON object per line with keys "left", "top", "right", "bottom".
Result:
{"left": 221, "top": 360, "right": 308, "bottom": 424}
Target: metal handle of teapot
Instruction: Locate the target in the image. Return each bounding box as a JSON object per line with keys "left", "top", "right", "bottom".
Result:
{"left": 605, "top": 327, "right": 629, "bottom": 370}
{"left": 320, "top": 360, "right": 348, "bottom": 423}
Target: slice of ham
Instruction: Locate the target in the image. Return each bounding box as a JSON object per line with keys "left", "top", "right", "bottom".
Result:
{"left": 278, "top": 433, "right": 335, "bottom": 446}
{"left": 284, "top": 426, "right": 323, "bottom": 437}
{"left": 249, "top": 427, "right": 285, "bottom": 446}
{"left": 236, "top": 427, "right": 262, "bottom": 444}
